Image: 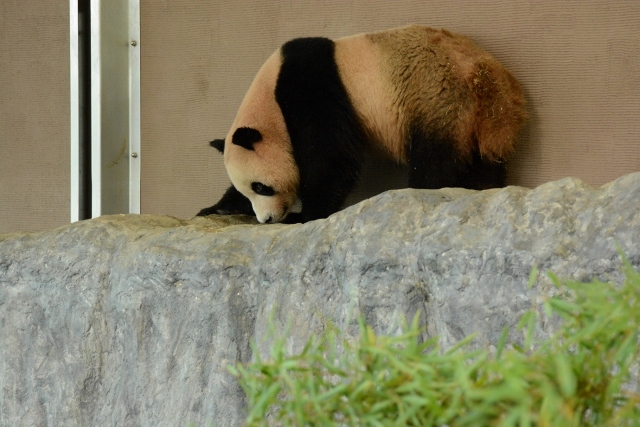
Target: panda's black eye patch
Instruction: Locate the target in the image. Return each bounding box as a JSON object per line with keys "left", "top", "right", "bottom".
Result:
{"left": 251, "top": 182, "right": 275, "bottom": 196}
{"left": 232, "top": 127, "right": 262, "bottom": 150}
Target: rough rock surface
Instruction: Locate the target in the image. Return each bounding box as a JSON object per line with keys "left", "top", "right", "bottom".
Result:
{"left": 1, "top": 173, "right": 640, "bottom": 426}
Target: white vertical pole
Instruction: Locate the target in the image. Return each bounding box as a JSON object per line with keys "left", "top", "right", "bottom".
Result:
{"left": 70, "top": 0, "right": 80, "bottom": 222}
{"left": 86, "top": 0, "right": 140, "bottom": 217}
{"left": 89, "top": 0, "right": 102, "bottom": 217}
{"left": 71, "top": 0, "right": 140, "bottom": 219}
{"left": 129, "top": 0, "right": 141, "bottom": 214}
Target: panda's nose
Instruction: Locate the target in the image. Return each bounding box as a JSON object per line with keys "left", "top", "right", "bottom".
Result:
{"left": 264, "top": 215, "right": 273, "bottom": 224}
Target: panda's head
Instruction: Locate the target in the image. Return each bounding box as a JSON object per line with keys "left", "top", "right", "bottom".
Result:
{"left": 212, "top": 126, "right": 301, "bottom": 224}
{"left": 213, "top": 50, "right": 303, "bottom": 223}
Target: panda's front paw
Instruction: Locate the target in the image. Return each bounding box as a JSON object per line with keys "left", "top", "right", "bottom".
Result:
{"left": 281, "top": 212, "right": 306, "bottom": 224}
{"left": 196, "top": 206, "right": 224, "bottom": 217}
{"left": 197, "top": 185, "right": 255, "bottom": 217}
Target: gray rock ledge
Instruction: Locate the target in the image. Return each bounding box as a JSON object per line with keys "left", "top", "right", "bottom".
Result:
{"left": 1, "top": 173, "right": 639, "bottom": 426}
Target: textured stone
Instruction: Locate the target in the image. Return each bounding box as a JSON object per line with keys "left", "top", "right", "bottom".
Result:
{"left": 1, "top": 173, "right": 640, "bottom": 426}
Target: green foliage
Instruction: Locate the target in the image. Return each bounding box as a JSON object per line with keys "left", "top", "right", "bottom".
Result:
{"left": 230, "top": 259, "right": 640, "bottom": 426}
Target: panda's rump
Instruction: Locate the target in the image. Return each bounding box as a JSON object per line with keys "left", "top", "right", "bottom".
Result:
{"left": 365, "top": 25, "right": 526, "bottom": 163}
{"left": 431, "top": 29, "right": 526, "bottom": 162}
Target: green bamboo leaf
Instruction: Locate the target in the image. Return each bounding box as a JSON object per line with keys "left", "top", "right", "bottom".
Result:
{"left": 316, "top": 382, "right": 349, "bottom": 402}
{"left": 554, "top": 353, "right": 576, "bottom": 398}
{"left": 547, "top": 298, "right": 579, "bottom": 316}
{"left": 496, "top": 326, "right": 510, "bottom": 360}
{"left": 400, "top": 394, "right": 430, "bottom": 407}
{"left": 543, "top": 299, "right": 553, "bottom": 318}
{"left": 527, "top": 265, "right": 539, "bottom": 289}
{"left": 444, "top": 333, "right": 476, "bottom": 355}
{"left": 369, "top": 399, "right": 394, "bottom": 414}
{"left": 612, "top": 332, "right": 638, "bottom": 365}
{"left": 249, "top": 381, "right": 280, "bottom": 418}
{"left": 547, "top": 271, "right": 562, "bottom": 288}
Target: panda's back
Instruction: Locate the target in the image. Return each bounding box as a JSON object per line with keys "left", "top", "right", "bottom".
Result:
{"left": 334, "top": 33, "right": 408, "bottom": 163}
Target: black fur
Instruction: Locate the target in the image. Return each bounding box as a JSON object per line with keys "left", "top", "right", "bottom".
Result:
{"left": 251, "top": 182, "right": 275, "bottom": 196}
{"left": 232, "top": 127, "right": 262, "bottom": 150}
{"left": 275, "top": 37, "right": 368, "bottom": 222}
{"left": 210, "top": 139, "right": 225, "bottom": 153}
{"left": 458, "top": 152, "right": 506, "bottom": 190}
{"left": 196, "top": 185, "right": 254, "bottom": 217}
{"left": 407, "top": 125, "right": 505, "bottom": 190}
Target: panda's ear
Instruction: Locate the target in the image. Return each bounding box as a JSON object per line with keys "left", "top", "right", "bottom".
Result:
{"left": 210, "top": 139, "right": 225, "bottom": 153}
{"left": 232, "top": 127, "right": 262, "bottom": 151}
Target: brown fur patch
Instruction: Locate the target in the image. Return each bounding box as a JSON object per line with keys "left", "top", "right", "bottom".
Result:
{"left": 356, "top": 25, "right": 526, "bottom": 164}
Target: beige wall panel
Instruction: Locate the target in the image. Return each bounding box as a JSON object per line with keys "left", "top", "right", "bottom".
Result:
{"left": 0, "top": 0, "right": 70, "bottom": 233}
{"left": 141, "top": 1, "right": 640, "bottom": 219}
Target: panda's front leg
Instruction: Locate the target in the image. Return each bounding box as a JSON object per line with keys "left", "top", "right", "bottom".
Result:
{"left": 283, "top": 143, "right": 364, "bottom": 223}
{"left": 196, "top": 185, "right": 255, "bottom": 217}
{"left": 290, "top": 173, "right": 357, "bottom": 223}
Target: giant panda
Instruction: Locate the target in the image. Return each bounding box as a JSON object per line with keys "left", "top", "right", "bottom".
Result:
{"left": 197, "top": 25, "right": 526, "bottom": 223}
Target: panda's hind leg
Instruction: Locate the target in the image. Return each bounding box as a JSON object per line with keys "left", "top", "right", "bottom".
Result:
{"left": 457, "top": 151, "right": 506, "bottom": 190}
{"left": 407, "top": 130, "right": 467, "bottom": 189}
{"left": 407, "top": 130, "right": 506, "bottom": 190}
